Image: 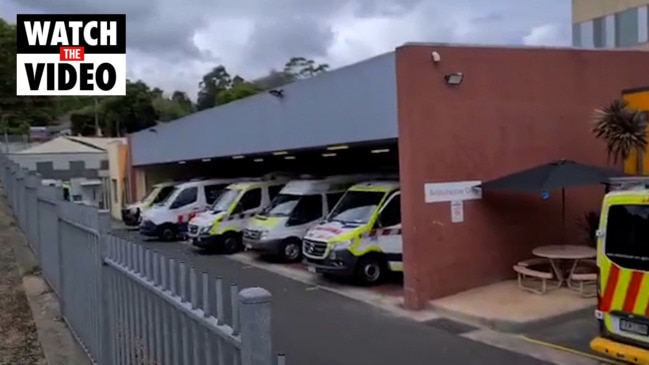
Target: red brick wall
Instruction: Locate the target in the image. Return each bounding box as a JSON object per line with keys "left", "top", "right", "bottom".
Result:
{"left": 396, "top": 44, "right": 649, "bottom": 309}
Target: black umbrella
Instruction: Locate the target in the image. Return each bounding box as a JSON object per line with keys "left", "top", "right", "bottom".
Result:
{"left": 480, "top": 159, "right": 624, "bottom": 243}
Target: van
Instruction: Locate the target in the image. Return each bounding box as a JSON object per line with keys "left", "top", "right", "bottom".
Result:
{"left": 243, "top": 176, "right": 365, "bottom": 262}
{"left": 122, "top": 181, "right": 177, "bottom": 226}
{"left": 303, "top": 180, "right": 402, "bottom": 284}
{"left": 139, "top": 178, "right": 237, "bottom": 241}
{"left": 590, "top": 177, "right": 649, "bottom": 363}
{"left": 188, "top": 178, "right": 288, "bottom": 253}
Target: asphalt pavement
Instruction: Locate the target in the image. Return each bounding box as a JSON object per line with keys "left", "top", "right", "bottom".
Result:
{"left": 113, "top": 228, "right": 554, "bottom": 365}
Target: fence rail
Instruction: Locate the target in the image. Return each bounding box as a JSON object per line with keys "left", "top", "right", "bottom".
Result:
{"left": 0, "top": 155, "right": 285, "bottom": 365}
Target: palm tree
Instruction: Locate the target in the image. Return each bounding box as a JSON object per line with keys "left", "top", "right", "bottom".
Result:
{"left": 592, "top": 99, "right": 649, "bottom": 174}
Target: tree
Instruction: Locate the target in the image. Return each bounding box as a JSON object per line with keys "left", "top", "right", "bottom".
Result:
{"left": 154, "top": 91, "right": 195, "bottom": 122}
{"left": 217, "top": 76, "right": 260, "bottom": 105}
{"left": 283, "top": 57, "right": 329, "bottom": 81}
{"left": 592, "top": 99, "right": 649, "bottom": 174}
{"left": 196, "top": 65, "right": 232, "bottom": 111}
{"left": 70, "top": 80, "right": 160, "bottom": 136}
{"left": 171, "top": 91, "right": 194, "bottom": 110}
{"left": 252, "top": 69, "right": 294, "bottom": 90}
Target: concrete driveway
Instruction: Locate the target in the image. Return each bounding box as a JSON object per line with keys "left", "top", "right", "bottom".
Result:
{"left": 112, "top": 229, "right": 557, "bottom": 365}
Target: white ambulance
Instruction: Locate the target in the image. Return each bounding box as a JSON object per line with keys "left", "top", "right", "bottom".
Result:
{"left": 242, "top": 175, "right": 368, "bottom": 262}
{"left": 139, "top": 178, "right": 237, "bottom": 241}
{"left": 303, "top": 180, "right": 402, "bottom": 285}
{"left": 188, "top": 178, "right": 288, "bottom": 253}
{"left": 122, "top": 181, "right": 177, "bottom": 226}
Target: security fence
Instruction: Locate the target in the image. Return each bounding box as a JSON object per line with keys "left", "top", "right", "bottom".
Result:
{"left": 0, "top": 156, "right": 286, "bottom": 365}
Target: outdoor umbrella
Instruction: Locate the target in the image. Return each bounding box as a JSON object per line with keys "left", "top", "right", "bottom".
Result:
{"left": 479, "top": 159, "right": 624, "bottom": 243}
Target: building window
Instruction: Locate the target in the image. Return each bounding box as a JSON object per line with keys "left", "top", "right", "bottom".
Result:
{"left": 593, "top": 16, "right": 606, "bottom": 48}
{"left": 639, "top": 6, "right": 648, "bottom": 43}
{"left": 605, "top": 14, "right": 616, "bottom": 47}
{"left": 616, "top": 7, "right": 639, "bottom": 47}
{"left": 572, "top": 23, "right": 582, "bottom": 47}
{"left": 579, "top": 20, "right": 595, "bottom": 48}
{"left": 112, "top": 178, "right": 118, "bottom": 203}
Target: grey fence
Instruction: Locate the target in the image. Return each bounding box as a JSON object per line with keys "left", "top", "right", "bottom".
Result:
{"left": 0, "top": 156, "right": 286, "bottom": 365}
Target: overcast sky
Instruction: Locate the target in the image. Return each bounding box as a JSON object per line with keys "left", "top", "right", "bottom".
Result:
{"left": 1, "top": 0, "right": 571, "bottom": 97}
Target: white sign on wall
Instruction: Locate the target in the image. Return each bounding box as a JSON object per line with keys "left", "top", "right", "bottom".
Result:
{"left": 450, "top": 200, "right": 464, "bottom": 223}
{"left": 424, "top": 180, "right": 482, "bottom": 203}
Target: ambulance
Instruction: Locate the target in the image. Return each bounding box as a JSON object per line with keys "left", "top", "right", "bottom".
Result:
{"left": 188, "top": 178, "right": 288, "bottom": 253}
{"left": 303, "top": 180, "right": 402, "bottom": 284}
{"left": 122, "top": 181, "right": 177, "bottom": 226}
{"left": 139, "top": 178, "right": 236, "bottom": 241}
{"left": 590, "top": 177, "right": 649, "bottom": 364}
{"left": 243, "top": 175, "right": 364, "bottom": 262}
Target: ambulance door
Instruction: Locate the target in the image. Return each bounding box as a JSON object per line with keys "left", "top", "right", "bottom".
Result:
{"left": 374, "top": 192, "right": 402, "bottom": 270}
{"left": 233, "top": 187, "right": 262, "bottom": 222}
{"left": 169, "top": 186, "right": 200, "bottom": 223}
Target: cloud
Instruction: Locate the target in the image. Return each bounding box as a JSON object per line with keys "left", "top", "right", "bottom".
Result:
{"left": 2, "top": 0, "right": 570, "bottom": 97}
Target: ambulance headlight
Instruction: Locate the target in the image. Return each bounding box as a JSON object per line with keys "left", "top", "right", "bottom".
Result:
{"left": 200, "top": 226, "right": 210, "bottom": 234}
{"left": 332, "top": 240, "right": 352, "bottom": 250}
{"left": 260, "top": 230, "right": 269, "bottom": 239}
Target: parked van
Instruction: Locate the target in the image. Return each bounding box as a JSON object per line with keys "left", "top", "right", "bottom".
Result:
{"left": 139, "top": 178, "right": 236, "bottom": 241}
{"left": 188, "top": 178, "right": 288, "bottom": 253}
{"left": 590, "top": 177, "right": 649, "bottom": 363}
{"left": 122, "top": 181, "right": 177, "bottom": 226}
{"left": 243, "top": 176, "right": 365, "bottom": 262}
{"left": 303, "top": 180, "right": 402, "bottom": 284}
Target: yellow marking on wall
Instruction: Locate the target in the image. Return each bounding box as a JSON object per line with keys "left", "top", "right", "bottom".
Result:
{"left": 622, "top": 88, "right": 649, "bottom": 175}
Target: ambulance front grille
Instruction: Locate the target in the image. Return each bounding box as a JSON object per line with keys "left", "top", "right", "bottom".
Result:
{"left": 303, "top": 239, "right": 327, "bottom": 258}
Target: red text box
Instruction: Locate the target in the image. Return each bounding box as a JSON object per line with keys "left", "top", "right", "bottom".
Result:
{"left": 59, "top": 46, "right": 85, "bottom": 61}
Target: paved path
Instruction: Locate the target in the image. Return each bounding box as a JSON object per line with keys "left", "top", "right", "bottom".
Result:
{"left": 113, "top": 229, "right": 553, "bottom": 365}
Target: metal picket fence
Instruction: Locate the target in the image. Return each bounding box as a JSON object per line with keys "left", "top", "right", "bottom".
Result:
{"left": 0, "top": 155, "right": 286, "bottom": 365}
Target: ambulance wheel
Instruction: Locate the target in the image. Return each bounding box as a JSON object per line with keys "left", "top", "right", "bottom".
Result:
{"left": 355, "top": 254, "right": 387, "bottom": 285}
{"left": 158, "top": 224, "right": 177, "bottom": 242}
{"left": 223, "top": 233, "right": 242, "bottom": 254}
{"left": 279, "top": 238, "right": 302, "bottom": 262}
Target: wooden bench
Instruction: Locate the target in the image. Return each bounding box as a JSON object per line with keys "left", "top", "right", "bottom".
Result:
{"left": 568, "top": 259, "right": 597, "bottom": 297}
{"left": 513, "top": 258, "right": 560, "bottom": 294}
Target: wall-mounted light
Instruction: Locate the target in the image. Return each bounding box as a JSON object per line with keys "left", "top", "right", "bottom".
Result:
{"left": 326, "top": 145, "right": 348, "bottom": 151}
{"left": 284, "top": 156, "right": 296, "bottom": 160}
{"left": 371, "top": 149, "right": 390, "bottom": 154}
{"left": 444, "top": 72, "right": 464, "bottom": 85}
{"left": 269, "top": 89, "right": 284, "bottom": 98}
{"left": 254, "top": 158, "right": 263, "bottom": 162}
{"left": 201, "top": 158, "right": 211, "bottom": 162}
{"left": 232, "top": 155, "right": 244, "bottom": 160}
{"left": 178, "top": 161, "right": 187, "bottom": 164}
{"left": 273, "top": 151, "right": 288, "bottom": 156}
{"left": 322, "top": 153, "right": 337, "bottom": 157}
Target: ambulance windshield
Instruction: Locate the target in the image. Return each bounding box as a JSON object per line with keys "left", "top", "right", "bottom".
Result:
{"left": 211, "top": 189, "right": 240, "bottom": 213}
{"left": 261, "top": 194, "right": 301, "bottom": 216}
{"left": 156, "top": 187, "right": 178, "bottom": 206}
{"left": 605, "top": 204, "right": 649, "bottom": 272}
{"left": 149, "top": 186, "right": 175, "bottom": 205}
{"left": 326, "top": 191, "right": 385, "bottom": 224}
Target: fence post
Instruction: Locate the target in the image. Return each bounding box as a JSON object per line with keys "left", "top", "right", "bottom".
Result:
{"left": 238, "top": 287, "right": 273, "bottom": 365}
{"left": 97, "top": 209, "right": 113, "bottom": 365}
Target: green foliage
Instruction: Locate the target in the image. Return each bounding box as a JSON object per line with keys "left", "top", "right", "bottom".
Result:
{"left": 592, "top": 99, "right": 648, "bottom": 164}
{"left": 154, "top": 92, "right": 195, "bottom": 122}
{"left": 283, "top": 57, "right": 329, "bottom": 81}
